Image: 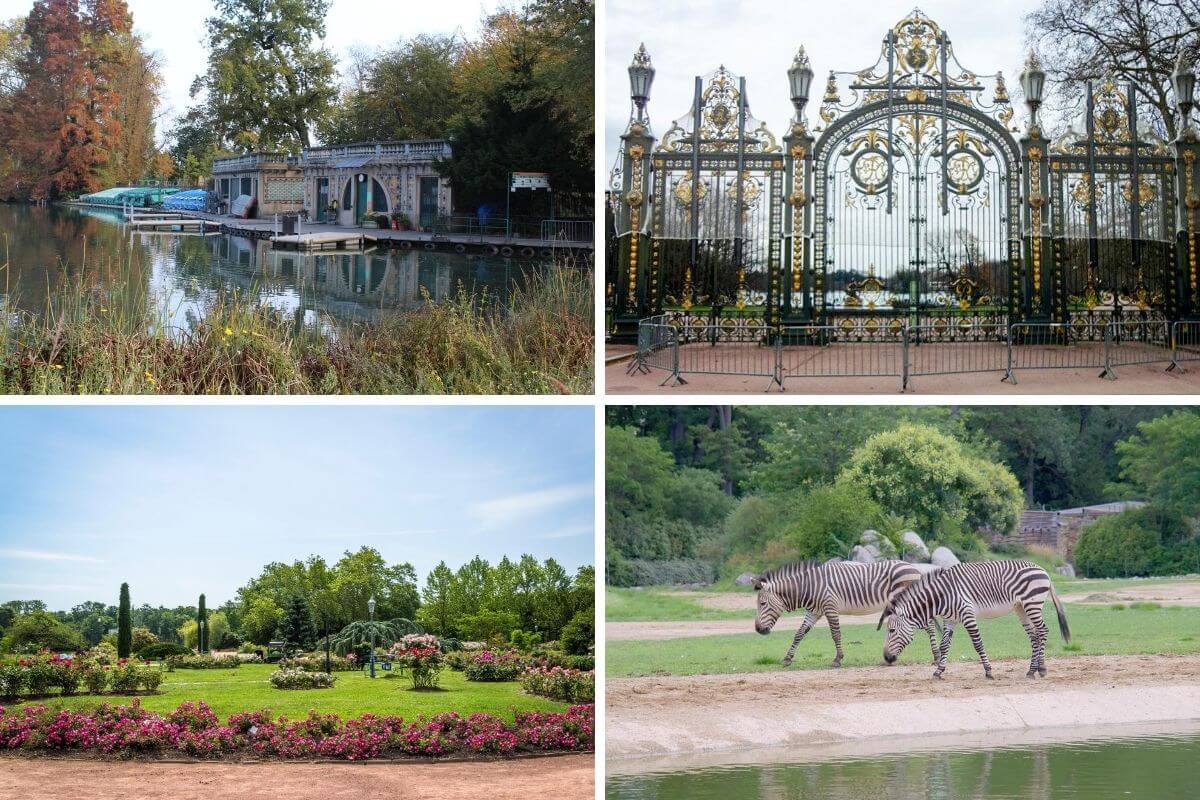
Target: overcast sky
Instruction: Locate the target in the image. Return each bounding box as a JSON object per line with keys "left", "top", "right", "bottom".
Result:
{"left": 605, "top": 0, "right": 1040, "bottom": 169}
{"left": 0, "top": 0, "right": 508, "bottom": 136}
{"left": 0, "top": 406, "right": 594, "bottom": 610}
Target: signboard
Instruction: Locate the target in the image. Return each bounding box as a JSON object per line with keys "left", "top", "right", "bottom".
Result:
{"left": 510, "top": 172, "right": 551, "bottom": 191}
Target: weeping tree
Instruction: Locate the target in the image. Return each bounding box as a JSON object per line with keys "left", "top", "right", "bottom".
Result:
{"left": 116, "top": 583, "right": 132, "bottom": 658}
{"left": 197, "top": 594, "right": 208, "bottom": 654}
{"left": 324, "top": 618, "right": 423, "bottom": 656}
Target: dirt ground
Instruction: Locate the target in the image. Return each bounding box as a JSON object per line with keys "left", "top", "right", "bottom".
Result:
{"left": 0, "top": 754, "right": 594, "bottom": 800}
{"left": 607, "top": 654, "right": 1200, "bottom": 758}
{"left": 604, "top": 346, "right": 1200, "bottom": 393}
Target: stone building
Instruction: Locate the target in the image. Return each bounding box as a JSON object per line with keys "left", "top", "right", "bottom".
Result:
{"left": 999, "top": 501, "right": 1148, "bottom": 560}
{"left": 210, "top": 153, "right": 304, "bottom": 217}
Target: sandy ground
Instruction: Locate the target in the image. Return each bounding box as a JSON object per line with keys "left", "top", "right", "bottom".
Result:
{"left": 604, "top": 346, "right": 1200, "bottom": 394}
{"left": 607, "top": 654, "right": 1200, "bottom": 759}
{"left": 0, "top": 754, "right": 594, "bottom": 800}
{"left": 607, "top": 581, "right": 1200, "bottom": 642}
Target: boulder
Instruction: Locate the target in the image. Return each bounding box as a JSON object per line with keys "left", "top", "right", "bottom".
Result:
{"left": 859, "top": 530, "right": 897, "bottom": 558}
{"left": 910, "top": 562, "right": 941, "bottom": 575}
{"left": 1055, "top": 564, "right": 1076, "bottom": 578}
{"left": 849, "top": 545, "right": 878, "bottom": 564}
{"left": 735, "top": 572, "right": 758, "bottom": 587}
{"left": 900, "top": 531, "right": 930, "bottom": 561}
{"left": 931, "top": 547, "right": 960, "bottom": 568}
{"left": 860, "top": 529, "right": 881, "bottom": 545}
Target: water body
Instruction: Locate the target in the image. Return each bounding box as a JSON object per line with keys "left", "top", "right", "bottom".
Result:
{"left": 0, "top": 204, "right": 554, "bottom": 330}
{"left": 607, "top": 729, "right": 1200, "bottom": 800}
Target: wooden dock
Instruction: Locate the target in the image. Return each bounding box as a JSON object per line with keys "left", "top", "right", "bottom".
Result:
{"left": 272, "top": 232, "right": 377, "bottom": 252}
{"left": 127, "top": 217, "right": 222, "bottom": 233}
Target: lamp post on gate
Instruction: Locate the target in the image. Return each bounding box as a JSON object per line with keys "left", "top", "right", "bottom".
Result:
{"left": 784, "top": 46, "right": 816, "bottom": 326}
{"left": 1019, "top": 51, "right": 1046, "bottom": 136}
{"left": 367, "top": 595, "right": 376, "bottom": 678}
{"left": 1174, "top": 53, "right": 1196, "bottom": 139}
{"left": 1018, "top": 49, "right": 1055, "bottom": 324}
{"left": 1172, "top": 53, "right": 1200, "bottom": 319}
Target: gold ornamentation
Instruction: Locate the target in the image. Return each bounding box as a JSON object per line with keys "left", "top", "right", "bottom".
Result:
{"left": 1028, "top": 147, "right": 1044, "bottom": 306}
{"left": 1186, "top": 150, "right": 1198, "bottom": 294}
{"left": 626, "top": 146, "right": 645, "bottom": 312}
{"left": 736, "top": 268, "right": 747, "bottom": 310}
{"left": 681, "top": 266, "right": 694, "bottom": 311}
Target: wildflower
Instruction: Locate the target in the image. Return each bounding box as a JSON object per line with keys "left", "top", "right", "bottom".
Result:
{"left": 223, "top": 326, "right": 233, "bottom": 337}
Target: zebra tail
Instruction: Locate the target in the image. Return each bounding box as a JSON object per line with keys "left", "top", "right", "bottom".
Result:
{"left": 1050, "top": 585, "right": 1071, "bottom": 643}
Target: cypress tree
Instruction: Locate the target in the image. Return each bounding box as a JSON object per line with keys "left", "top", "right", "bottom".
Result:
{"left": 198, "top": 594, "right": 207, "bottom": 654}
{"left": 116, "top": 583, "right": 132, "bottom": 658}
{"left": 282, "top": 595, "right": 317, "bottom": 654}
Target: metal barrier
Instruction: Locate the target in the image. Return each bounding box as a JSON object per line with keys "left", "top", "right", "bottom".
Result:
{"left": 905, "top": 324, "right": 1008, "bottom": 389}
{"left": 778, "top": 325, "right": 906, "bottom": 391}
{"left": 1171, "top": 320, "right": 1200, "bottom": 371}
{"left": 630, "top": 315, "right": 679, "bottom": 383}
{"left": 1106, "top": 319, "right": 1172, "bottom": 371}
{"left": 676, "top": 324, "right": 778, "bottom": 389}
{"left": 540, "top": 219, "right": 594, "bottom": 244}
{"left": 1004, "top": 323, "right": 1110, "bottom": 383}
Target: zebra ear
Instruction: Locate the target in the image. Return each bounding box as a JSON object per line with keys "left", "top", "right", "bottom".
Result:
{"left": 751, "top": 576, "right": 763, "bottom": 591}
{"left": 876, "top": 605, "right": 893, "bottom": 631}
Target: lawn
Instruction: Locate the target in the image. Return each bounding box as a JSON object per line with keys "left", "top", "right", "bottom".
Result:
{"left": 8, "top": 663, "right": 567, "bottom": 722}
{"left": 607, "top": 602, "right": 1200, "bottom": 677}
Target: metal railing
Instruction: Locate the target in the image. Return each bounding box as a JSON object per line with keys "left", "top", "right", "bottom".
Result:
{"left": 539, "top": 219, "right": 594, "bottom": 244}
{"left": 631, "top": 317, "right": 1198, "bottom": 390}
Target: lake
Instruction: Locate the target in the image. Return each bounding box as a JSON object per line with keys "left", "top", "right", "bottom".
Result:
{"left": 0, "top": 204, "right": 553, "bottom": 330}
{"left": 606, "top": 727, "right": 1200, "bottom": 800}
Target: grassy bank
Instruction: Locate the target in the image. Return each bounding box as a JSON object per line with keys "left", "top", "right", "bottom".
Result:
{"left": 6, "top": 662, "right": 566, "bottom": 721}
{"left": 0, "top": 260, "right": 593, "bottom": 394}
{"left": 607, "top": 602, "right": 1200, "bottom": 677}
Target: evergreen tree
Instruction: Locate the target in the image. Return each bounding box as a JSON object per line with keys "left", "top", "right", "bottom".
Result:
{"left": 197, "top": 594, "right": 207, "bottom": 654}
{"left": 116, "top": 583, "right": 131, "bottom": 658}
{"left": 282, "top": 594, "right": 317, "bottom": 653}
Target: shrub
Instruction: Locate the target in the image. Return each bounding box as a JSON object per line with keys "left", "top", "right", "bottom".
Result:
{"left": 1, "top": 612, "right": 86, "bottom": 654}
{"left": 391, "top": 646, "right": 444, "bottom": 689}
{"left": 0, "top": 663, "right": 25, "bottom": 699}
{"left": 1074, "top": 509, "right": 1165, "bottom": 578}
{"left": 80, "top": 661, "right": 108, "bottom": 694}
{"left": 278, "top": 654, "right": 355, "bottom": 672}
{"left": 166, "top": 654, "right": 240, "bottom": 670}
{"left": 269, "top": 668, "right": 336, "bottom": 690}
{"left": 108, "top": 662, "right": 145, "bottom": 694}
{"left": 509, "top": 629, "right": 542, "bottom": 651}
{"left": 130, "top": 627, "right": 158, "bottom": 654}
{"left": 89, "top": 643, "right": 118, "bottom": 665}
{"left": 139, "top": 668, "right": 164, "bottom": 693}
{"left": 138, "top": 643, "right": 191, "bottom": 661}
{"left": 612, "top": 559, "right": 716, "bottom": 587}
{"left": 559, "top": 611, "right": 593, "bottom": 656}
{"left": 444, "top": 651, "right": 472, "bottom": 671}
{"left": 522, "top": 666, "right": 594, "bottom": 703}
{"left": 463, "top": 650, "right": 525, "bottom": 682}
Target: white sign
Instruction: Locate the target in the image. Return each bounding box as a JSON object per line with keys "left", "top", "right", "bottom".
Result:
{"left": 511, "top": 172, "right": 551, "bottom": 191}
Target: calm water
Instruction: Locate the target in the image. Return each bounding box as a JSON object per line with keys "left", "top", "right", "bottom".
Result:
{"left": 607, "top": 731, "right": 1200, "bottom": 800}
{"left": 0, "top": 204, "right": 550, "bottom": 329}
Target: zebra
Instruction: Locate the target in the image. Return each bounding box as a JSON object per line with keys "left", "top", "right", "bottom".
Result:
{"left": 753, "top": 560, "right": 941, "bottom": 667}
{"left": 878, "top": 559, "right": 1071, "bottom": 679}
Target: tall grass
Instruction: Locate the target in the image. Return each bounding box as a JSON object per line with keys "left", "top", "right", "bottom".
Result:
{"left": 0, "top": 248, "right": 594, "bottom": 395}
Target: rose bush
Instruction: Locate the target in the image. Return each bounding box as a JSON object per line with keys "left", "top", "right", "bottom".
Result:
{"left": 278, "top": 654, "right": 355, "bottom": 673}
{"left": 391, "top": 647, "right": 443, "bottom": 689}
{"left": 463, "top": 650, "right": 525, "bottom": 682}
{"left": 0, "top": 653, "right": 159, "bottom": 699}
{"left": 268, "top": 668, "right": 336, "bottom": 690}
{"left": 521, "top": 666, "right": 594, "bottom": 703}
{"left": 165, "top": 654, "right": 241, "bottom": 670}
{"left": 0, "top": 700, "right": 593, "bottom": 760}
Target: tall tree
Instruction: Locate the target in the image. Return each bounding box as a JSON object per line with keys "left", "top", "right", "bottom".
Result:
{"left": 116, "top": 583, "right": 131, "bottom": 658}
{"left": 193, "top": 0, "right": 337, "bottom": 152}
{"left": 197, "top": 593, "right": 207, "bottom": 653}
{"left": 281, "top": 594, "right": 317, "bottom": 652}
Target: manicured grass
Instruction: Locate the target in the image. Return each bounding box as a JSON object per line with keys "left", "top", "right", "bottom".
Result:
{"left": 607, "top": 603, "right": 1200, "bottom": 677}
{"left": 8, "top": 663, "right": 566, "bottom": 722}
{"left": 606, "top": 588, "right": 750, "bottom": 622}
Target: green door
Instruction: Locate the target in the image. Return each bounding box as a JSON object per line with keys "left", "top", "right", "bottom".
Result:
{"left": 419, "top": 177, "right": 439, "bottom": 230}
{"left": 355, "top": 176, "right": 369, "bottom": 225}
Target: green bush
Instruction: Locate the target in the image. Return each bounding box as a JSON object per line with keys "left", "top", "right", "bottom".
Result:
{"left": 444, "top": 650, "right": 472, "bottom": 671}
{"left": 1075, "top": 508, "right": 1166, "bottom": 578}
{"left": 463, "top": 650, "right": 525, "bottom": 681}
{"left": 0, "top": 663, "right": 26, "bottom": 699}
{"left": 508, "top": 629, "right": 542, "bottom": 651}
{"left": 108, "top": 662, "right": 143, "bottom": 694}
{"left": 269, "top": 667, "right": 336, "bottom": 689}
{"left": 139, "top": 667, "right": 164, "bottom": 693}
{"left": 166, "top": 654, "right": 240, "bottom": 670}
{"left": 559, "top": 611, "right": 594, "bottom": 656}
{"left": 80, "top": 661, "right": 107, "bottom": 694}
{"left": 138, "top": 642, "right": 191, "bottom": 661}
{"left": 611, "top": 558, "right": 716, "bottom": 587}
{"left": 1, "top": 612, "right": 85, "bottom": 653}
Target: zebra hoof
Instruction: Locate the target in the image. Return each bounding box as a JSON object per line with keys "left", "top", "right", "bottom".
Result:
{"left": 985, "top": 672, "right": 995, "bottom": 680}
{"left": 932, "top": 670, "right": 944, "bottom": 679}
{"left": 1026, "top": 669, "right": 1037, "bottom": 678}
{"left": 831, "top": 659, "right": 842, "bottom": 668}
{"left": 1038, "top": 667, "right": 1048, "bottom": 677}
{"left": 780, "top": 657, "right": 793, "bottom": 667}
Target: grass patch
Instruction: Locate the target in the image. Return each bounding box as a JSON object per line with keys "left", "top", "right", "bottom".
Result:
{"left": 606, "top": 587, "right": 751, "bottom": 622}
{"left": 1129, "top": 601, "right": 1162, "bottom": 611}
{"left": 0, "top": 249, "right": 593, "bottom": 394}
{"left": 606, "top": 604, "right": 1200, "bottom": 677}
{"left": 6, "top": 663, "right": 565, "bottom": 722}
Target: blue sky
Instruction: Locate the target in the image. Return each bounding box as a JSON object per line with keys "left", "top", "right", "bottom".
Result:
{"left": 0, "top": 406, "right": 594, "bottom": 610}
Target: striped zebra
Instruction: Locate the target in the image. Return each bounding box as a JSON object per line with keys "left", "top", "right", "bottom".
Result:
{"left": 878, "top": 559, "right": 1071, "bottom": 679}
{"left": 753, "top": 560, "right": 940, "bottom": 667}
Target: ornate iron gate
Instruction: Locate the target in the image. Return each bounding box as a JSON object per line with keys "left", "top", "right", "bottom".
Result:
{"left": 809, "top": 11, "right": 1020, "bottom": 335}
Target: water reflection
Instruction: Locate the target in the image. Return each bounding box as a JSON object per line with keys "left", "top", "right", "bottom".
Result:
{"left": 0, "top": 204, "right": 546, "bottom": 330}
{"left": 607, "top": 731, "right": 1200, "bottom": 800}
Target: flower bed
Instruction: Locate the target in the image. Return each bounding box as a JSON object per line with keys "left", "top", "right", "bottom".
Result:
{"left": 268, "top": 668, "right": 336, "bottom": 690}
{"left": 0, "top": 700, "right": 594, "bottom": 760}
{"left": 389, "top": 642, "right": 444, "bottom": 689}
{"left": 277, "top": 654, "right": 355, "bottom": 673}
{"left": 463, "top": 650, "right": 525, "bottom": 682}
{"left": 521, "top": 666, "right": 594, "bottom": 703}
{"left": 0, "top": 653, "right": 159, "bottom": 700}
{"left": 165, "top": 654, "right": 240, "bottom": 670}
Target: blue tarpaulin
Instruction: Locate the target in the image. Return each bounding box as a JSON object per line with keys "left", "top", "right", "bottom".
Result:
{"left": 163, "top": 189, "right": 211, "bottom": 212}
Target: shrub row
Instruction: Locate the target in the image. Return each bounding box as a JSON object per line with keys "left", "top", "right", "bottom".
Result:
{"left": 0, "top": 654, "right": 161, "bottom": 699}
{"left": 165, "top": 654, "right": 241, "bottom": 670}
{"left": 269, "top": 668, "right": 336, "bottom": 690}
{"left": 521, "top": 667, "right": 594, "bottom": 703}
{"left": 463, "top": 650, "right": 526, "bottom": 682}
{"left": 136, "top": 643, "right": 192, "bottom": 661}
{"left": 609, "top": 558, "right": 717, "bottom": 587}
{"left": 0, "top": 700, "right": 594, "bottom": 759}
{"left": 277, "top": 654, "right": 356, "bottom": 673}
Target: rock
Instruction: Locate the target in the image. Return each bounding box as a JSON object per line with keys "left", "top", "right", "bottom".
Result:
{"left": 735, "top": 572, "right": 758, "bottom": 587}
{"left": 931, "top": 547, "right": 960, "bottom": 568}
{"left": 859, "top": 529, "right": 898, "bottom": 558}
{"left": 1056, "top": 564, "right": 1076, "bottom": 578}
{"left": 900, "top": 531, "right": 930, "bottom": 561}
{"left": 849, "top": 545, "right": 877, "bottom": 564}
{"left": 860, "top": 529, "right": 881, "bottom": 545}
{"left": 910, "top": 563, "right": 941, "bottom": 575}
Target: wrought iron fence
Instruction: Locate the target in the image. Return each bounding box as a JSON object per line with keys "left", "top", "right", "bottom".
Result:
{"left": 632, "top": 316, "right": 1199, "bottom": 390}
{"left": 539, "top": 219, "right": 594, "bottom": 244}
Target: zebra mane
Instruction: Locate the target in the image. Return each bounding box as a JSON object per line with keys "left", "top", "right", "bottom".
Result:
{"left": 758, "top": 559, "right": 825, "bottom": 583}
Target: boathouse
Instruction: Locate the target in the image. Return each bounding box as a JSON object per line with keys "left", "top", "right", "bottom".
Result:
{"left": 210, "top": 153, "right": 304, "bottom": 218}
{"left": 299, "top": 140, "right": 453, "bottom": 229}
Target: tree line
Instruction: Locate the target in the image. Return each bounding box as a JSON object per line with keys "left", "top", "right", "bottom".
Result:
{"left": 605, "top": 406, "right": 1200, "bottom": 584}
{"left": 0, "top": 546, "right": 594, "bottom": 654}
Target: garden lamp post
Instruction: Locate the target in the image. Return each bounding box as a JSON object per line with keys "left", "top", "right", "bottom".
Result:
{"left": 1020, "top": 50, "right": 1046, "bottom": 133}
{"left": 367, "top": 595, "right": 376, "bottom": 678}
{"left": 629, "top": 43, "right": 655, "bottom": 123}
{"left": 788, "top": 46, "right": 814, "bottom": 125}
{"left": 1174, "top": 52, "right": 1196, "bottom": 138}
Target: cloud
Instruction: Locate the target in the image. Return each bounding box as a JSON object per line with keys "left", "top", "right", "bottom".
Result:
{"left": 473, "top": 484, "right": 593, "bottom": 525}
{"left": 0, "top": 549, "right": 105, "bottom": 564}
{"left": 534, "top": 524, "right": 595, "bottom": 540}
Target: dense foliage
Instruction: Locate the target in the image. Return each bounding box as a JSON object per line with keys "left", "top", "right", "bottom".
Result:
{"left": 606, "top": 406, "right": 1199, "bottom": 583}
{"left": 269, "top": 668, "right": 336, "bottom": 690}
{"left": 521, "top": 666, "right": 593, "bottom": 703}
{"left": 116, "top": 584, "right": 131, "bottom": 659}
